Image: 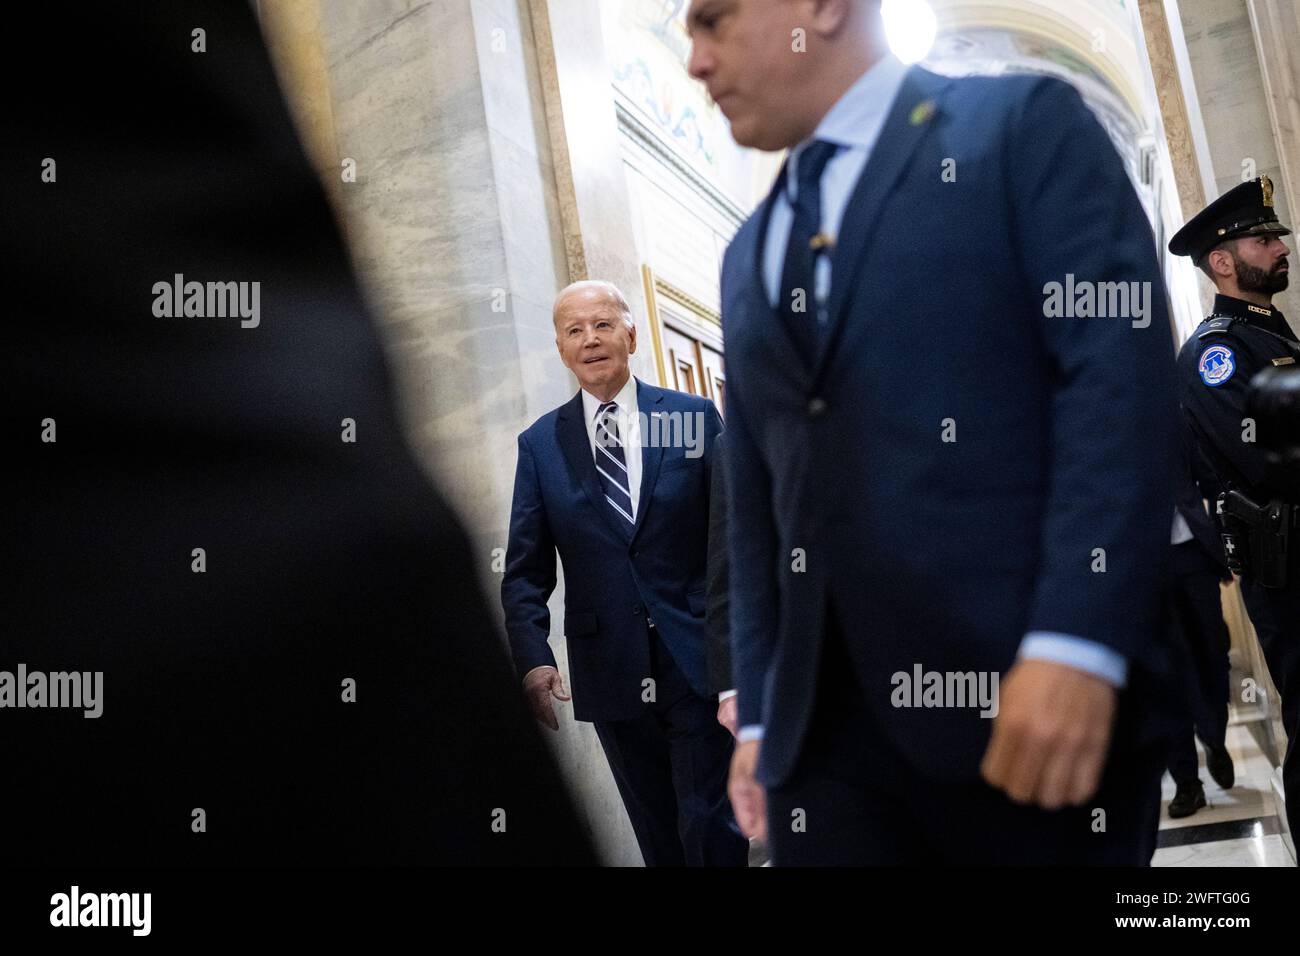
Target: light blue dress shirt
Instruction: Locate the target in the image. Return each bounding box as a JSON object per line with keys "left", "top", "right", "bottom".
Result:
{"left": 737, "top": 55, "right": 1127, "bottom": 745}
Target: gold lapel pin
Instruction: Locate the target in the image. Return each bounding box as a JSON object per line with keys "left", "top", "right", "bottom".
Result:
{"left": 910, "top": 99, "right": 936, "bottom": 126}
{"left": 809, "top": 232, "right": 835, "bottom": 252}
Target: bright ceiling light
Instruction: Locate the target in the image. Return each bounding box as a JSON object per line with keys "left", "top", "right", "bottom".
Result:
{"left": 881, "top": 0, "right": 938, "bottom": 65}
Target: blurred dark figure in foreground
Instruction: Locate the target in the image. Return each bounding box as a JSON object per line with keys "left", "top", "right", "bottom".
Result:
{"left": 1, "top": 2, "right": 594, "bottom": 865}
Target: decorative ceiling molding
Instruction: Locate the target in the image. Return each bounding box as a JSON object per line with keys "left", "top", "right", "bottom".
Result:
{"left": 654, "top": 273, "right": 721, "bottom": 327}
{"left": 929, "top": 0, "right": 1147, "bottom": 123}
{"left": 614, "top": 97, "right": 747, "bottom": 229}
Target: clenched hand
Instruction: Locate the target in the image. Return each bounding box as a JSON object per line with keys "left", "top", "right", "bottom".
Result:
{"left": 980, "top": 658, "right": 1118, "bottom": 810}
{"left": 523, "top": 666, "right": 571, "bottom": 731}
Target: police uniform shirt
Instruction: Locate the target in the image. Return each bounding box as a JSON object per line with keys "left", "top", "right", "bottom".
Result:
{"left": 1176, "top": 293, "right": 1300, "bottom": 495}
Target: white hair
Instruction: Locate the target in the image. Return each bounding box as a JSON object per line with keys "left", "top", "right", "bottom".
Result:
{"left": 552, "top": 280, "right": 634, "bottom": 327}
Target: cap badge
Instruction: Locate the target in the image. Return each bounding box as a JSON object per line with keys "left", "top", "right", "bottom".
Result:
{"left": 1262, "top": 174, "right": 1274, "bottom": 208}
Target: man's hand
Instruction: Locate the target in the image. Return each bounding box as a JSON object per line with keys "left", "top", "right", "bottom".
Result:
{"left": 980, "top": 658, "right": 1118, "bottom": 810}
{"left": 522, "top": 666, "right": 570, "bottom": 731}
{"left": 728, "top": 739, "right": 765, "bottom": 841}
{"left": 717, "top": 694, "right": 739, "bottom": 738}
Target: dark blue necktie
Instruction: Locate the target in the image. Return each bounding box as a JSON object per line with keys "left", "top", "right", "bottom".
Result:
{"left": 778, "top": 139, "right": 839, "bottom": 364}
{"left": 594, "top": 402, "right": 635, "bottom": 526}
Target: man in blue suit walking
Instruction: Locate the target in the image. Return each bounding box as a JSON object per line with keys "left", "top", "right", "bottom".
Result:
{"left": 502, "top": 280, "right": 747, "bottom": 866}
{"left": 687, "top": 0, "right": 1177, "bottom": 864}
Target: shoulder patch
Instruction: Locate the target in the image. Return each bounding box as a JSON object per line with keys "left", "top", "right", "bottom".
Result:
{"left": 1198, "top": 344, "right": 1236, "bottom": 387}
{"left": 1197, "top": 317, "right": 1239, "bottom": 339}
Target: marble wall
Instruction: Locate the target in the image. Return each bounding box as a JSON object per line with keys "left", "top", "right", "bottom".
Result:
{"left": 526, "top": 0, "right": 660, "bottom": 385}
{"left": 1178, "top": 0, "right": 1299, "bottom": 328}
{"left": 1248, "top": 0, "right": 1300, "bottom": 266}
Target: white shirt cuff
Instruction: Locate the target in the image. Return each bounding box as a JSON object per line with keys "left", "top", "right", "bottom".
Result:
{"left": 1017, "top": 632, "right": 1128, "bottom": 688}
{"left": 718, "top": 689, "right": 737, "bottom": 701}
{"left": 737, "top": 725, "right": 764, "bottom": 743}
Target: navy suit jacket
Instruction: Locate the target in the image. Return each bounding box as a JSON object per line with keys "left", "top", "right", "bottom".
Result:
{"left": 503, "top": 378, "right": 724, "bottom": 722}
{"left": 722, "top": 67, "right": 1178, "bottom": 787}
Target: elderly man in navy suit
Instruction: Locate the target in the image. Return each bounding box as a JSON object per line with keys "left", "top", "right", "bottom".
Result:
{"left": 502, "top": 280, "right": 748, "bottom": 866}
{"left": 688, "top": 0, "right": 1177, "bottom": 864}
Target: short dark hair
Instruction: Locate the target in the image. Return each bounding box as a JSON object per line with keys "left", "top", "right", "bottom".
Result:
{"left": 1197, "top": 239, "right": 1234, "bottom": 280}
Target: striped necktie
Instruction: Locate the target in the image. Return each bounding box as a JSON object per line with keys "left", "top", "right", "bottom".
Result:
{"left": 594, "top": 401, "right": 635, "bottom": 526}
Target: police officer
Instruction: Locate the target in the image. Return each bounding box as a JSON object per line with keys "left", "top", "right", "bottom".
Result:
{"left": 1169, "top": 175, "right": 1300, "bottom": 840}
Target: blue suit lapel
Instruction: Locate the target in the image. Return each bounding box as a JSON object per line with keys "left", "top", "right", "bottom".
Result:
{"left": 631, "top": 378, "right": 665, "bottom": 542}
{"left": 814, "top": 67, "right": 951, "bottom": 382}
{"left": 557, "top": 390, "right": 633, "bottom": 543}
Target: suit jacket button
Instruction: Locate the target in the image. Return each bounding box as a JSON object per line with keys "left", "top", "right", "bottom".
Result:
{"left": 632, "top": 603, "right": 643, "bottom": 616}
{"left": 807, "top": 397, "right": 828, "bottom": 418}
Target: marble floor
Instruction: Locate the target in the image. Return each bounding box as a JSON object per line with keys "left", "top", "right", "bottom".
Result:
{"left": 1152, "top": 722, "right": 1294, "bottom": 866}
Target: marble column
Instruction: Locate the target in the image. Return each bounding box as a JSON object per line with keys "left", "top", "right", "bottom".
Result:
{"left": 1137, "top": 0, "right": 1206, "bottom": 221}
{"left": 526, "top": 0, "right": 659, "bottom": 384}
{"left": 256, "top": 0, "right": 346, "bottom": 214}
{"left": 1177, "top": 0, "right": 1300, "bottom": 326}
{"left": 262, "top": 0, "right": 643, "bottom": 864}
{"left": 1247, "top": 0, "right": 1300, "bottom": 258}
